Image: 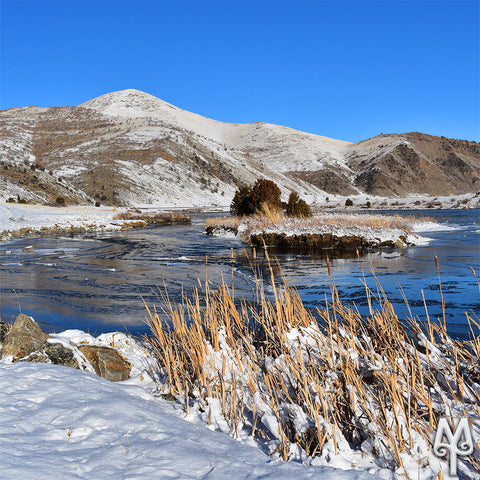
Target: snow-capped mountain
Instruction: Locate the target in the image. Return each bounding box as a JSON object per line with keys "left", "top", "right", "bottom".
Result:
{"left": 0, "top": 89, "right": 479, "bottom": 207}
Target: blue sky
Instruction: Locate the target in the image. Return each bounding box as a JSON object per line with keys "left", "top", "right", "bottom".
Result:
{"left": 1, "top": 0, "right": 478, "bottom": 142}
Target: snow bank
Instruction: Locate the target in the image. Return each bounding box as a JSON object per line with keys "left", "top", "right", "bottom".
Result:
{"left": 209, "top": 213, "right": 437, "bottom": 247}
{"left": 0, "top": 204, "right": 148, "bottom": 241}
{"left": 0, "top": 338, "right": 373, "bottom": 479}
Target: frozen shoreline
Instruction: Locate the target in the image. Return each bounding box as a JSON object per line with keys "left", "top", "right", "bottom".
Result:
{"left": 0, "top": 204, "right": 191, "bottom": 241}
{"left": 1, "top": 302, "right": 474, "bottom": 479}
{"left": 206, "top": 213, "right": 458, "bottom": 249}
{"left": 0, "top": 324, "right": 375, "bottom": 480}
{"left": 0, "top": 203, "right": 458, "bottom": 249}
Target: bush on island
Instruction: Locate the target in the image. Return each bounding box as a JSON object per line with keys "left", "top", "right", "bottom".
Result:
{"left": 230, "top": 179, "right": 312, "bottom": 218}
{"left": 230, "top": 185, "right": 255, "bottom": 216}
{"left": 286, "top": 191, "right": 312, "bottom": 218}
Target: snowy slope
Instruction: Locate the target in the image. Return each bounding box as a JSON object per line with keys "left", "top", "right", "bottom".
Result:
{"left": 0, "top": 362, "right": 374, "bottom": 480}
{"left": 1, "top": 90, "right": 478, "bottom": 208}
{"left": 81, "top": 89, "right": 352, "bottom": 173}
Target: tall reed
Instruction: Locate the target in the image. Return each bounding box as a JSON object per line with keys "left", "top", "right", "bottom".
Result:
{"left": 144, "top": 258, "right": 480, "bottom": 476}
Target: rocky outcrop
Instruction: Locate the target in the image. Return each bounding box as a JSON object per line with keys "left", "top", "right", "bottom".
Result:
{"left": 0, "top": 314, "right": 131, "bottom": 382}
{"left": 0, "top": 322, "right": 11, "bottom": 344}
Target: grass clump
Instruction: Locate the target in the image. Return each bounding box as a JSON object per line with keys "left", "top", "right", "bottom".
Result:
{"left": 114, "top": 210, "right": 191, "bottom": 224}
{"left": 144, "top": 259, "right": 480, "bottom": 476}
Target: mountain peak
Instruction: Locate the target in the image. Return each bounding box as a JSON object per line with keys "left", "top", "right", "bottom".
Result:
{"left": 79, "top": 89, "right": 178, "bottom": 119}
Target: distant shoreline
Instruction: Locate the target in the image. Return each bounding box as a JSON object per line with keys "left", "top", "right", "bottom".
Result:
{"left": 1, "top": 198, "right": 477, "bottom": 242}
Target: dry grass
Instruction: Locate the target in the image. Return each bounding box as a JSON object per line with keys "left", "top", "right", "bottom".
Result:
{"left": 144, "top": 257, "right": 480, "bottom": 475}
{"left": 255, "top": 204, "right": 284, "bottom": 223}
{"left": 206, "top": 212, "right": 420, "bottom": 244}
{"left": 262, "top": 212, "right": 415, "bottom": 231}
{"left": 114, "top": 210, "right": 191, "bottom": 224}
{"left": 205, "top": 216, "right": 241, "bottom": 229}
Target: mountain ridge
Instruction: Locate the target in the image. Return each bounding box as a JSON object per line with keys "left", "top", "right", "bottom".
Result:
{"left": 0, "top": 89, "right": 479, "bottom": 208}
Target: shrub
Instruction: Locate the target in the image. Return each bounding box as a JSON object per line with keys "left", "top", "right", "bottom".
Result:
{"left": 95, "top": 201, "right": 101, "bottom": 207}
{"left": 286, "top": 191, "right": 312, "bottom": 218}
{"left": 6, "top": 197, "right": 15, "bottom": 203}
{"left": 55, "top": 196, "right": 66, "bottom": 206}
{"left": 230, "top": 185, "right": 254, "bottom": 216}
{"left": 231, "top": 179, "right": 283, "bottom": 216}
{"left": 366, "top": 201, "right": 371, "bottom": 208}
{"left": 251, "top": 179, "right": 282, "bottom": 212}
{"left": 345, "top": 198, "right": 353, "bottom": 207}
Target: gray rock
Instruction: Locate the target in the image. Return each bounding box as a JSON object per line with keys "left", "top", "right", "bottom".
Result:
{"left": 25, "top": 351, "right": 50, "bottom": 363}
{"left": 0, "top": 322, "right": 11, "bottom": 344}
{"left": 22, "top": 341, "right": 80, "bottom": 370}
{"left": 42, "top": 341, "right": 79, "bottom": 369}
{"left": 2, "top": 314, "right": 50, "bottom": 360}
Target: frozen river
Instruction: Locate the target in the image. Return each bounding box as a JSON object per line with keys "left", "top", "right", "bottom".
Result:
{"left": 0, "top": 209, "right": 478, "bottom": 339}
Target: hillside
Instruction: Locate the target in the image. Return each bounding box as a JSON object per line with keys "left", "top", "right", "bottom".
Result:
{"left": 0, "top": 89, "right": 479, "bottom": 207}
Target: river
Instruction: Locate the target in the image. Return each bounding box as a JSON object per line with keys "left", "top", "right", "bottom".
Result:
{"left": 0, "top": 209, "right": 478, "bottom": 339}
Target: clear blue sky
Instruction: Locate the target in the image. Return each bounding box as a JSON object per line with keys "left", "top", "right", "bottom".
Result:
{"left": 1, "top": 0, "right": 478, "bottom": 142}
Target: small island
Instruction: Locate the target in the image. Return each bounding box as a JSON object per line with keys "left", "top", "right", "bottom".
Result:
{"left": 206, "top": 179, "right": 432, "bottom": 252}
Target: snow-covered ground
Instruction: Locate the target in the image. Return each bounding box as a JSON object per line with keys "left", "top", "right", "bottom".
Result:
{"left": 208, "top": 213, "right": 458, "bottom": 247}
{"left": 0, "top": 329, "right": 374, "bottom": 480}
{"left": 0, "top": 204, "right": 141, "bottom": 241}
{"left": 0, "top": 203, "right": 458, "bottom": 246}
{"left": 81, "top": 89, "right": 353, "bottom": 174}
{"left": 307, "top": 192, "right": 480, "bottom": 210}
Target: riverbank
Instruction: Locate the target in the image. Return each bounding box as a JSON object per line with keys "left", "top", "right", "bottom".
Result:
{"left": 2, "top": 273, "right": 479, "bottom": 479}
{"left": 0, "top": 204, "right": 191, "bottom": 241}
{"left": 1, "top": 315, "right": 361, "bottom": 480}
{"left": 308, "top": 192, "right": 480, "bottom": 211}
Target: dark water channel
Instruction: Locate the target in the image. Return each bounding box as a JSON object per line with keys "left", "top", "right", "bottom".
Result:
{"left": 0, "top": 209, "right": 478, "bottom": 339}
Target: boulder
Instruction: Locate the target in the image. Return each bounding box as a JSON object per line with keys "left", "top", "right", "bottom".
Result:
{"left": 78, "top": 345, "right": 131, "bottom": 382}
{"left": 2, "top": 314, "right": 50, "bottom": 360}
{"left": 40, "top": 341, "right": 79, "bottom": 369}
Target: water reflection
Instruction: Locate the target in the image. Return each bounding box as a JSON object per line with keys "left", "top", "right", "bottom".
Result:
{"left": 0, "top": 209, "right": 478, "bottom": 338}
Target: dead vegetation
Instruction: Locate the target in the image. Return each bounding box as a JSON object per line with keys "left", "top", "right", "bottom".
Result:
{"left": 113, "top": 210, "right": 191, "bottom": 224}
{"left": 206, "top": 210, "right": 420, "bottom": 248}
{"left": 144, "top": 257, "right": 480, "bottom": 476}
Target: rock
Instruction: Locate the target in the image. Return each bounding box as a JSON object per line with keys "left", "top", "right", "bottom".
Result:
{"left": 2, "top": 314, "right": 50, "bottom": 360}
{"left": 1, "top": 313, "right": 130, "bottom": 381}
{"left": 22, "top": 245, "right": 35, "bottom": 253}
{"left": 25, "top": 351, "right": 50, "bottom": 363}
{"left": 78, "top": 345, "right": 131, "bottom": 382}
{"left": 40, "top": 341, "right": 79, "bottom": 369}
{"left": 0, "top": 322, "right": 11, "bottom": 343}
